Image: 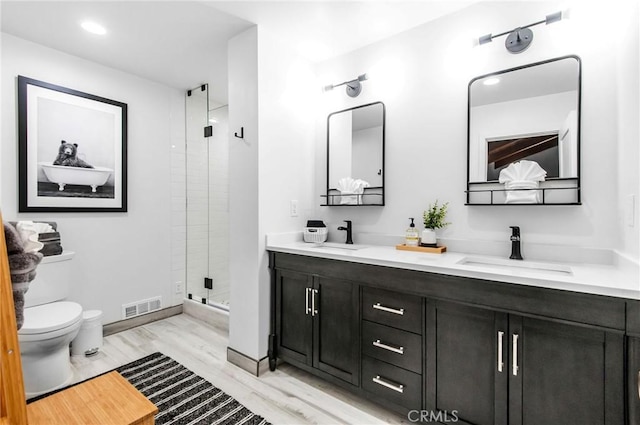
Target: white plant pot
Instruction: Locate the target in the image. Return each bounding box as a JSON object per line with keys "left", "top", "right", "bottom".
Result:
{"left": 421, "top": 229, "right": 437, "bottom": 245}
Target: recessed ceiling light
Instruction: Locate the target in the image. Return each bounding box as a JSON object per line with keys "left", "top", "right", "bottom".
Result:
{"left": 81, "top": 21, "right": 107, "bottom": 35}
{"left": 483, "top": 77, "right": 500, "bottom": 86}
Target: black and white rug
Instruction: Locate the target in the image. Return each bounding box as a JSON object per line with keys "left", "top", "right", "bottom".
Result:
{"left": 116, "top": 352, "right": 270, "bottom": 425}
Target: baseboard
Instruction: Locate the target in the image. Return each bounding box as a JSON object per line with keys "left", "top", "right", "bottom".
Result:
{"left": 226, "top": 347, "right": 270, "bottom": 377}
{"left": 103, "top": 305, "right": 183, "bottom": 336}
{"left": 183, "top": 299, "right": 229, "bottom": 333}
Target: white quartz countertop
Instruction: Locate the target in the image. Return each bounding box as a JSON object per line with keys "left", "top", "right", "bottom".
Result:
{"left": 267, "top": 240, "right": 640, "bottom": 300}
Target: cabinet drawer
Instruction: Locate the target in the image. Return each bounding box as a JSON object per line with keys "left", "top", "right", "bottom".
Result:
{"left": 362, "top": 287, "right": 422, "bottom": 333}
{"left": 362, "top": 320, "right": 422, "bottom": 374}
{"left": 362, "top": 356, "right": 422, "bottom": 410}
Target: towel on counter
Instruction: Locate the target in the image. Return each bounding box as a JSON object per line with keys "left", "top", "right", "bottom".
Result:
{"left": 498, "top": 160, "right": 547, "bottom": 204}
{"left": 4, "top": 222, "right": 42, "bottom": 330}
{"left": 337, "top": 177, "right": 370, "bottom": 205}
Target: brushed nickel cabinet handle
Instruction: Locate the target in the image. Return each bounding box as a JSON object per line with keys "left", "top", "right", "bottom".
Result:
{"left": 305, "top": 287, "right": 310, "bottom": 315}
{"left": 373, "top": 339, "right": 405, "bottom": 355}
{"left": 312, "top": 289, "right": 318, "bottom": 316}
{"left": 373, "top": 303, "right": 404, "bottom": 315}
{"left": 497, "top": 331, "right": 504, "bottom": 373}
{"left": 512, "top": 333, "right": 519, "bottom": 376}
{"left": 373, "top": 375, "right": 404, "bottom": 393}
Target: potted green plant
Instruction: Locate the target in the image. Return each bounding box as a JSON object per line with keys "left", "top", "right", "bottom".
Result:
{"left": 422, "top": 200, "right": 450, "bottom": 246}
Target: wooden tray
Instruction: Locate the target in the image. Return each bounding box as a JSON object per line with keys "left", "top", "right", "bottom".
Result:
{"left": 395, "top": 244, "right": 446, "bottom": 254}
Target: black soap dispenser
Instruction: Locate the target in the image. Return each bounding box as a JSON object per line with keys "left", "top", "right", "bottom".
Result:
{"left": 509, "top": 226, "right": 523, "bottom": 260}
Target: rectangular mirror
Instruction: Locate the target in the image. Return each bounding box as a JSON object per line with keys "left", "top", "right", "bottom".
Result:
{"left": 467, "top": 55, "right": 581, "bottom": 205}
{"left": 323, "top": 102, "right": 385, "bottom": 206}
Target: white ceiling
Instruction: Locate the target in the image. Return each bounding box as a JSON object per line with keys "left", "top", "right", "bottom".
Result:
{"left": 1, "top": 1, "right": 475, "bottom": 104}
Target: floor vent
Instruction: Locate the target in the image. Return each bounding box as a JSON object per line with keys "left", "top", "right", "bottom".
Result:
{"left": 122, "top": 296, "right": 162, "bottom": 319}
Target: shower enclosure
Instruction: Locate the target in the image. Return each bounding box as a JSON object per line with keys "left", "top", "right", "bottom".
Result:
{"left": 185, "top": 84, "right": 230, "bottom": 311}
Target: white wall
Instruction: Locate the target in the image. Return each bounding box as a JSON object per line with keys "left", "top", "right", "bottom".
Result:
{"left": 227, "top": 26, "right": 316, "bottom": 361}
{"left": 1, "top": 34, "right": 185, "bottom": 324}
{"left": 228, "top": 26, "right": 261, "bottom": 359}
{"left": 614, "top": 1, "right": 640, "bottom": 259}
{"left": 313, "top": 1, "right": 639, "bottom": 259}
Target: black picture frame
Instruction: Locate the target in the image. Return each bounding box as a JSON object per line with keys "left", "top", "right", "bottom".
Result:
{"left": 18, "top": 75, "right": 128, "bottom": 212}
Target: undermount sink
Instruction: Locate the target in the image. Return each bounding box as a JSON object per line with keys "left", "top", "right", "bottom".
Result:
{"left": 308, "top": 242, "right": 368, "bottom": 251}
{"left": 457, "top": 256, "right": 573, "bottom": 276}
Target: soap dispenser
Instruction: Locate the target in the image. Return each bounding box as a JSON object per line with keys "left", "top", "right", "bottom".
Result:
{"left": 405, "top": 218, "right": 419, "bottom": 247}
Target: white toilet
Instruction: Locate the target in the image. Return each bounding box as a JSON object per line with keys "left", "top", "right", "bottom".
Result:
{"left": 18, "top": 251, "right": 83, "bottom": 397}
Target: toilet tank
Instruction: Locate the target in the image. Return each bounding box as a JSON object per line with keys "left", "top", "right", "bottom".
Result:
{"left": 24, "top": 251, "right": 75, "bottom": 308}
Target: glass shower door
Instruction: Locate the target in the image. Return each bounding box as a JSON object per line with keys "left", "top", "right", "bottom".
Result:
{"left": 185, "top": 85, "right": 229, "bottom": 311}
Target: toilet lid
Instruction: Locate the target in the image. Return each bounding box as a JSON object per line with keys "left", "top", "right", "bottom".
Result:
{"left": 19, "top": 301, "right": 83, "bottom": 335}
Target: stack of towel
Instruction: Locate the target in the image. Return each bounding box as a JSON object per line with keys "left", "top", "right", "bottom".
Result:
{"left": 337, "top": 177, "right": 370, "bottom": 205}
{"left": 10, "top": 221, "right": 62, "bottom": 256}
{"left": 4, "top": 222, "right": 43, "bottom": 330}
{"left": 498, "top": 160, "right": 547, "bottom": 204}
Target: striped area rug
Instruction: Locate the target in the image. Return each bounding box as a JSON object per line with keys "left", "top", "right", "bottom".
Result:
{"left": 117, "top": 352, "right": 270, "bottom": 425}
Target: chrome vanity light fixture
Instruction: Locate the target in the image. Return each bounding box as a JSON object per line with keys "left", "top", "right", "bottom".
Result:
{"left": 478, "top": 11, "right": 563, "bottom": 54}
{"left": 323, "top": 73, "right": 368, "bottom": 97}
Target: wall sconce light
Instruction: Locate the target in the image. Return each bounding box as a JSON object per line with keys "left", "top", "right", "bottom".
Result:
{"left": 323, "top": 73, "right": 368, "bottom": 97}
{"left": 478, "top": 11, "right": 563, "bottom": 54}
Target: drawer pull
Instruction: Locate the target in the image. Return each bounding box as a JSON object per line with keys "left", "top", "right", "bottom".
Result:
{"left": 373, "top": 303, "right": 404, "bottom": 315}
{"left": 305, "top": 287, "right": 311, "bottom": 315}
{"left": 373, "top": 339, "right": 404, "bottom": 355}
{"left": 373, "top": 375, "right": 404, "bottom": 393}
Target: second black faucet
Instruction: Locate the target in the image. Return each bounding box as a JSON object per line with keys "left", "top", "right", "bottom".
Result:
{"left": 338, "top": 220, "right": 353, "bottom": 244}
{"left": 509, "top": 226, "right": 523, "bottom": 260}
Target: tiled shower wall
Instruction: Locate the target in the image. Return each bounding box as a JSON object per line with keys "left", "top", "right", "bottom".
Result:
{"left": 170, "top": 94, "right": 187, "bottom": 307}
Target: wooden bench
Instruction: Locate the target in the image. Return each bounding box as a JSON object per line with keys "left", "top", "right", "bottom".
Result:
{"left": 26, "top": 371, "right": 157, "bottom": 425}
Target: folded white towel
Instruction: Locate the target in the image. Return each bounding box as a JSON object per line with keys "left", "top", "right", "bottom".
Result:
{"left": 499, "top": 161, "right": 547, "bottom": 204}
{"left": 16, "top": 221, "right": 53, "bottom": 253}
{"left": 337, "top": 177, "right": 370, "bottom": 205}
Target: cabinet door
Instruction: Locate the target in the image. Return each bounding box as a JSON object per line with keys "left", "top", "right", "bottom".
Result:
{"left": 509, "top": 316, "right": 624, "bottom": 425}
{"left": 313, "top": 276, "right": 359, "bottom": 385}
{"left": 426, "top": 300, "right": 508, "bottom": 425}
{"left": 629, "top": 337, "right": 640, "bottom": 425}
{"left": 275, "top": 269, "right": 313, "bottom": 367}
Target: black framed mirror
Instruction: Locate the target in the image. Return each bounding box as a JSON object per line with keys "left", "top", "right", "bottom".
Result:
{"left": 466, "top": 55, "right": 581, "bottom": 205}
{"left": 323, "top": 102, "right": 385, "bottom": 206}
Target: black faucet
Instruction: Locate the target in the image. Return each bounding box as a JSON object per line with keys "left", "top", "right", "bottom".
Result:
{"left": 509, "top": 226, "right": 523, "bottom": 260}
{"left": 338, "top": 220, "right": 353, "bottom": 244}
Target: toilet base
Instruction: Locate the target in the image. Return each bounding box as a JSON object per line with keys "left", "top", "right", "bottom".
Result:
{"left": 22, "top": 346, "right": 74, "bottom": 398}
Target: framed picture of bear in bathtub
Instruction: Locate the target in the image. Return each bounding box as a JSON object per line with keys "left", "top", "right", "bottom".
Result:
{"left": 17, "top": 76, "right": 127, "bottom": 212}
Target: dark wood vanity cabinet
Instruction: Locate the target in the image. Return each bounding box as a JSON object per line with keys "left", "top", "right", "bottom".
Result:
{"left": 426, "top": 300, "right": 507, "bottom": 425}
{"left": 627, "top": 301, "right": 640, "bottom": 425}
{"left": 274, "top": 269, "right": 359, "bottom": 385}
{"left": 426, "top": 300, "right": 624, "bottom": 425}
{"left": 269, "top": 252, "right": 631, "bottom": 423}
{"left": 629, "top": 337, "right": 640, "bottom": 425}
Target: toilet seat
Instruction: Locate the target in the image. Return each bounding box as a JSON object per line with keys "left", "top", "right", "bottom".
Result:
{"left": 19, "top": 301, "right": 83, "bottom": 335}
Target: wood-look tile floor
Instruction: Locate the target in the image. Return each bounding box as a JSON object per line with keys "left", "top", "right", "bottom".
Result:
{"left": 69, "top": 313, "right": 408, "bottom": 425}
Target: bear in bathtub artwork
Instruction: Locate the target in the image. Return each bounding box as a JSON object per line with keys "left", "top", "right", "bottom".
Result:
{"left": 53, "top": 140, "right": 94, "bottom": 168}
{"left": 37, "top": 139, "right": 114, "bottom": 198}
